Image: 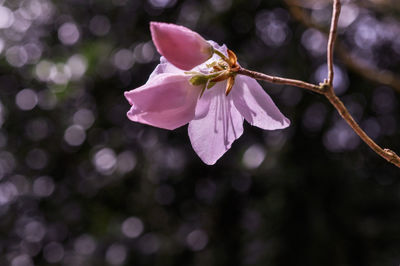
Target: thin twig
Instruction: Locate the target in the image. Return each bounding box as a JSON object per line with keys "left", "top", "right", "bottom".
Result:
{"left": 236, "top": 68, "right": 323, "bottom": 94}
{"left": 327, "top": 0, "right": 341, "bottom": 86}
{"left": 324, "top": 89, "right": 400, "bottom": 166}
{"left": 237, "top": 0, "right": 400, "bottom": 168}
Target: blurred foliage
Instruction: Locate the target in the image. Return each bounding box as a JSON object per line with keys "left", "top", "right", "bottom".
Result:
{"left": 0, "top": 0, "right": 400, "bottom": 265}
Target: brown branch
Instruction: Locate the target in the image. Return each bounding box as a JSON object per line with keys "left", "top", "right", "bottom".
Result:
{"left": 327, "top": 0, "right": 341, "bottom": 86}
{"left": 237, "top": 69, "right": 400, "bottom": 168}
{"left": 236, "top": 68, "right": 323, "bottom": 94}
{"left": 324, "top": 89, "right": 400, "bottom": 166}
{"left": 237, "top": 0, "right": 400, "bottom": 168}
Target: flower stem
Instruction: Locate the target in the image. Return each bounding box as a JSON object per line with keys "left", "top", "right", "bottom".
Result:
{"left": 236, "top": 68, "right": 323, "bottom": 94}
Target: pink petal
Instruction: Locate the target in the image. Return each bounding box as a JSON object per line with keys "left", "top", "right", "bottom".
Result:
{"left": 188, "top": 82, "right": 244, "bottom": 165}
{"left": 148, "top": 56, "right": 182, "bottom": 81}
{"left": 124, "top": 73, "right": 201, "bottom": 130}
{"left": 150, "top": 22, "right": 213, "bottom": 70}
{"left": 231, "top": 75, "right": 290, "bottom": 130}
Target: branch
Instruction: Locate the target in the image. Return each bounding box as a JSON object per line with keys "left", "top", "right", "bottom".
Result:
{"left": 326, "top": 0, "right": 341, "bottom": 86}
{"left": 324, "top": 89, "right": 400, "bottom": 167}
{"left": 236, "top": 68, "right": 323, "bottom": 94}
{"left": 237, "top": 0, "right": 400, "bottom": 168}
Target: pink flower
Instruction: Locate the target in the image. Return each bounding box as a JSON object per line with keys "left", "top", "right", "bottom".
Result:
{"left": 125, "top": 25, "right": 290, "bottom": 165}
{"left": 150, "top": 22, "right": 213, "bottom": 71}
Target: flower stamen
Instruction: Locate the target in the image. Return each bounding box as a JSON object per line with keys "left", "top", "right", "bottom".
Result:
{"left": 225, "top": 76, "right": 235, "bottom": 95}
{"left": 187, "top": 49, "right": 240, "bottom": 96}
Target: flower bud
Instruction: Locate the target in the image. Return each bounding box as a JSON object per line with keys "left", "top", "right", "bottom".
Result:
{"left": 150, "top": 22, "right": 213, "bottom": 70}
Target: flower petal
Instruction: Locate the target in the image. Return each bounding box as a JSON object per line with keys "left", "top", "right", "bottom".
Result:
{"left": 149, "top": 42, "right": 229, "bottom": 81}
{"left": 124, "top": 73, "right": 201, "bottom": 130}
{"left": 148, "top": 56, "right": 182, "bottom": 81}
{"left": 188, "top": 82, "right": 244, "bottom": 165}
{"left": 150, "top": 22, "right": 213, "bottom": 70}
{"left": 232, "top": 75, "right": 290, "bottom": 130}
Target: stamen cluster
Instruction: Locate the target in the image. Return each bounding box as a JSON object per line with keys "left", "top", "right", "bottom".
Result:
{"left": 188, "top": 49, "right": 240, "bottom": 96}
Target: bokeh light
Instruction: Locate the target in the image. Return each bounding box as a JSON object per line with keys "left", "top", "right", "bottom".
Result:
{"left": 58, "top": 22, "right": 80, "bottom": 45}
{"left": 15, "top": 89, "right": 38, "bottom": 110}
{"left": 121, "top": 216, "right": 144, "bottom": 238}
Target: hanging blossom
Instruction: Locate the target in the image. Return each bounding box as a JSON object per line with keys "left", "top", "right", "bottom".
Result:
{"left": 124, "top": 22, "right": 290, "bottom": 165}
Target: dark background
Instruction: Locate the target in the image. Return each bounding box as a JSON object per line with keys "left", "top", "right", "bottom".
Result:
{"left": 0, "top": 0, "right": 399, "bottom": 265}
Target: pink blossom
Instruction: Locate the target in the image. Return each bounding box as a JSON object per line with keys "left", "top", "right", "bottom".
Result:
{"left": 125, "top": 26, "right": 290, "bottom": 165}
{"left": 150, "top": 22, "right": 213, "bottom": 71}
